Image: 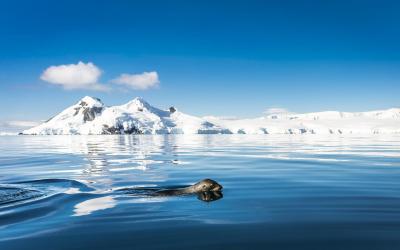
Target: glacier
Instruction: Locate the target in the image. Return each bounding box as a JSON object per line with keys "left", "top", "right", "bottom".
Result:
{"left": 22, "top": 96, "right": 400, "bottom": 135}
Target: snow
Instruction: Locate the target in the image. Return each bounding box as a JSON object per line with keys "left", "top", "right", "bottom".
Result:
{"left": 208, "top": 108, "right": 400, "bottom": 135}
{"left": 22, "top": 97, "right": 400, "bottom": 135}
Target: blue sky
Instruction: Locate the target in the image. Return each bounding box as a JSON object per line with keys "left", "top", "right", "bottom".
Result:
{"left": 0, "top": 0, "right": 399, "bottom": 122}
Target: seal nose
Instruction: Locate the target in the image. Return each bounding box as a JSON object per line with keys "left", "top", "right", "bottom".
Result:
{"left": 213, "top": 184, "right": 223, "bottom": 191}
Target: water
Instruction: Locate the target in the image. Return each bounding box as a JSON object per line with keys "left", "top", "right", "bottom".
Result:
{"left": 0, "top": 135, "right": 400, "bottom": 249}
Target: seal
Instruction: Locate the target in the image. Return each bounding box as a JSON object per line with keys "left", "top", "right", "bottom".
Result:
{"left": 119, "top": 179, "right": 223, "bottom": 202}
{"left": 155, "top": 179, "right": 223, "bottom": 196}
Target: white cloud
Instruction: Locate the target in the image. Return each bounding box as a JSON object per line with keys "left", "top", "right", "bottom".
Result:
{"left": 5, "top": 120, "right": 41, "bottom": 127}
{"left": 40, "top": 61, "right": 107, "bottom": 91}
{"left": 111, "top": 71, "right": 159, "bottom": 90}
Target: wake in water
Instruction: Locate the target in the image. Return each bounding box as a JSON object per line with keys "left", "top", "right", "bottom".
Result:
{"left": 0, "top": 178, "right": 223, "bottom": 212}
{"left": 0, "top": 179, "right": 95, "bottom": 231}
{"left": 0, "top": 177, "right": 224, "bottom": 239}
{"left": 0, "top": 179, "right": 93, "bottom": 208}
{"left": 0, "top": 187, "right": 44, "bottom": 206}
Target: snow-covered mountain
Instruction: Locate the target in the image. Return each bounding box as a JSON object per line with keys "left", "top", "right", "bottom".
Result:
{"left": 22, "top": 96, "right": 400, "bottom": 135}
{"left": 22, "top": 96, "right": 229, "bottom": 135}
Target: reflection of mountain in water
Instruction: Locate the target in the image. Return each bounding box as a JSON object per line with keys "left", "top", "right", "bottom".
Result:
{"left": 68, "top": 136, "right": 174, "bottom": 188}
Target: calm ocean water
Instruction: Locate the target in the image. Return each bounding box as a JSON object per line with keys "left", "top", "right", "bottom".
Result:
{"left": 0, "top": 135, "right": 400, "bottom": 249}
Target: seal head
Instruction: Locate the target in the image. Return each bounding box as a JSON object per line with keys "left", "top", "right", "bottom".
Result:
{"left": 191, "top": 179, "right": 223, "bottom": 192}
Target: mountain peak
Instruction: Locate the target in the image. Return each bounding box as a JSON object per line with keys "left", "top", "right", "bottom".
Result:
{"left": 77, "top": 96, "right": 103, "bottom": 107}
{"left": 132, "top": 97, "right": 148, "bottom": 104}
{"left": 123, "top": 97, "right": 152, "bottom": 111}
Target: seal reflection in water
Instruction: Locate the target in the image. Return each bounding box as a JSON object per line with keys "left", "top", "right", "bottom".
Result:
{"left": 121, "top": 179, "right": 223, "bottom": 202}
{"left": 196, "top": 190, "right": 223, "bottom": 202}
